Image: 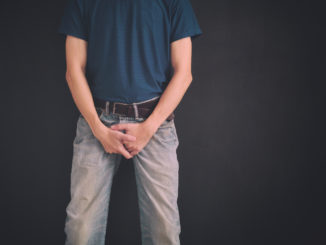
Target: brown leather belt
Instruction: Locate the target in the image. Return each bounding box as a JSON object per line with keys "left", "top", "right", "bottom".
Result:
{"left": 94, "top": 96, "right": 175, "bottom": 121}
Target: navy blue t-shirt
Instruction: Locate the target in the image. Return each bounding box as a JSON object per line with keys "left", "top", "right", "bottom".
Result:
{"left": 58, "top": 0, "right": 203, "bottom": 103}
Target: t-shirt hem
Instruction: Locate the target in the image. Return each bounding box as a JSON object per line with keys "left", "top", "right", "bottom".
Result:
{"left": 57, "top": 28, "right": 88, "bottom": 41}
{"left": 170, "top": 30, "right": 203, "bottom": 43}
{"left": 93, "top": 94, "right": 162, "bottom": 104}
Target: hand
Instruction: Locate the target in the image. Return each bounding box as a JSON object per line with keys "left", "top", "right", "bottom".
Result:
{"left": 110, "top": 121, "right": 157, "bottom": 156}
{"left": 92, "top": 122, "right": 137, "bottom": 159}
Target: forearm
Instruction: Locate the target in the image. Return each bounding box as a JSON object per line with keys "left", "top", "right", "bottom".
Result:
{"left": 66, "top": 69, "right": 102, "bottom": 132}
{"left": 144, "top": 71, "right": 193, "bottom": 130}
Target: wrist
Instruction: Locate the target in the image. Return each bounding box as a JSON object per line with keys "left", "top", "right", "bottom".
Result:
{"left": 142, "top": 116, "right": 161, "bottom": 134}
{"left": 88, "top": 117, "right": 105, "bottom": 137}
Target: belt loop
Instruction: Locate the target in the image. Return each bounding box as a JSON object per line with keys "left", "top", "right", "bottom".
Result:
{"left": 112, "top": 102, "right": 116, "bottom": 114}
{"left": 106, "top": 101, "right": 110, "bottom": 115}
{"left": 132, "top": 103, "right": 139, "bottom": 119}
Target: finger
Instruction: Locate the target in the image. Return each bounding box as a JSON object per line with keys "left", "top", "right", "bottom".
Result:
{"left": 113, "top": 130, "right": 136, "bottom": 141}
{"left": 120, "top": 133, "right": 136, "bottom": 142}
{"left": 119, "top": 146, "right": 133, "bottom": 159}
{"left": 123, "top": 143, "right": 135, "bottom": 152}
{"left": 122, "top": 142, "right": 129, "bottom": 150}
{"left": 123, "top": 142, "right": 131, "bottom": 150}
{"left": 129, "top": 150, "right": 138, "bottom": 156}
{"left": 111, "top": 123, "right": 130, "bottom": 131}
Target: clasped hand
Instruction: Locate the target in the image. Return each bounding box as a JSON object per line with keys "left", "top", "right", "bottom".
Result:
{"left": 93, "top": 120, "right": 157, "bottom": 159}
{"left": 110, "top": 121, "right": 156, "bottom": 157}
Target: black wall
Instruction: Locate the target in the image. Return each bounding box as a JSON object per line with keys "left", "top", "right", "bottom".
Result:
{"left": 0, "top": 0, "right": 325, "bottom": 244}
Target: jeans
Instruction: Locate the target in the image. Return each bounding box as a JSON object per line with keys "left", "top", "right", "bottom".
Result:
{"left": 64, "top": 105, "right": 181, "bottom": 245}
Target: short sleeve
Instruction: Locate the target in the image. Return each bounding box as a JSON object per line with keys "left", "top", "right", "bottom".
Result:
{"left": 57, "top": 0, "right": 88, "bottom": 41}
{"left": 170, "top": 0, "right": 203, "bottom": 43}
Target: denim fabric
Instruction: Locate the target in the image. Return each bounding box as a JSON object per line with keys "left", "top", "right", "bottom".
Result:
{"left": 64, "top": 106, "right": 181, "bottom": 245}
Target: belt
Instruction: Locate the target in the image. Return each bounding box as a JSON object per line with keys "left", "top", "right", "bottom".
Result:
{"left": 93, "top": 96, "right": 175, "bottom": 121}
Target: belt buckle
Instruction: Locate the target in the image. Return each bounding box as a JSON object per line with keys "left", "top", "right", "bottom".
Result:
{"left": 112, "top": 101, "right": 130, "bottom": 117}
{"left": 111, "top": 100, "right": 141, "bottom": 119}
{"left": 112, "top": 102, "right": 124, "bottom": 115}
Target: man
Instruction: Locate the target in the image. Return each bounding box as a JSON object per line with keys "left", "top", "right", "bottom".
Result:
{"left": 57, "top": 0, "right": 202, "bottom": 244}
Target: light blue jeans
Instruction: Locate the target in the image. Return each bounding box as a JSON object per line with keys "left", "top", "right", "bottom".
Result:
{"left": 64, "top": 104, "right": 181, "bottom": 245}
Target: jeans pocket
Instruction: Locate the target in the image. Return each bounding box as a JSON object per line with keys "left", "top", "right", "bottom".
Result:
{"left": 73, "top": 108, "right": 121, "bottom": 167}
{"left": 155, "top": 119, "right": 178, "bottom": 145}
{"left": 73, "top": 116, "right": 105, "bottom": 167}
{"left": 74, "top": 137, "right": 104, "bottom": 167}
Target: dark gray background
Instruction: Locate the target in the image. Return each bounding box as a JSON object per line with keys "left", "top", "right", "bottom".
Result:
{"left": 0, "top": 0, "right": 325, "bottom": 244}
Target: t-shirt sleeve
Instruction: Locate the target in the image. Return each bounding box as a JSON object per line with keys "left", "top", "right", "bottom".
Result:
{"left": 57, "top": 0, "right": 88, "bottom": 41}
{"left": 169, "top": 0, "right": 203, "bottom": 43}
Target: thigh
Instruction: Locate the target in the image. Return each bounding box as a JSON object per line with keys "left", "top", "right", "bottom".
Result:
{"left": 72, "top": 108, "right": 120, "bottom": 169}
{"left": 132, "top": 119, "right": 181, "bottom": 243}
{"left": 137, "top": 118, "right": 179, "bottom": 168}
{"left": 133, "top": 118, "right": 180, "bottom": 196}
{"left": 68, "top": 110, "right": 122, "bottom": 212}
